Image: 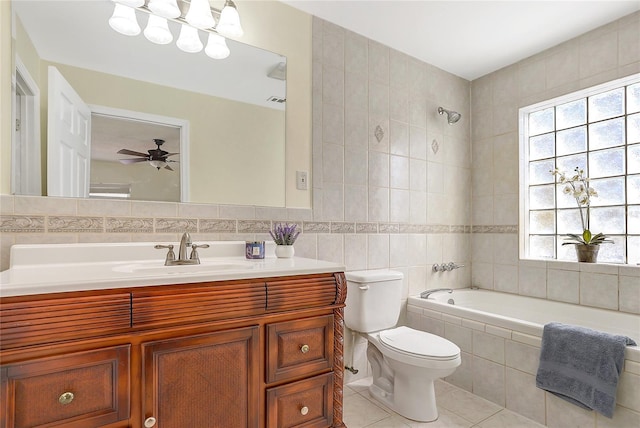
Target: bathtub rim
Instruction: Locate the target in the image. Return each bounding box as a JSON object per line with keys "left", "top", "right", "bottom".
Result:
{"left": 407, "top": 288, "right": 640, "bottom": 363}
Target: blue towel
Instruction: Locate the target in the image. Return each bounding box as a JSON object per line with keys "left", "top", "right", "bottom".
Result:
{"left": 535, "top": 322, "right": 636, "bottom": 418}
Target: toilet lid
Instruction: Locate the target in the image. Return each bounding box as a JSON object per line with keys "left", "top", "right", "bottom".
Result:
{"left": 379, "top": 326, "right": 460, "bottom": 359}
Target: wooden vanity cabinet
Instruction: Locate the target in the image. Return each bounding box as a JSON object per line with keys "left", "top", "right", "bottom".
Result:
{"left": 0, "top": 272, "right": 347, "bottom": 428}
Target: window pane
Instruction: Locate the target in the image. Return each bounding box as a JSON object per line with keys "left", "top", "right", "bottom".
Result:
{"left": 589, "top": 118, "right": 625, "bottom": 150}
{"left": 628, "top": 82, "right": 640, "bottom": 114}
{"left": 589, "top": 148, "right": 625, "bottom": 178}
{"left": 630, "top": 205, "right": 640, "bottom": 234}
{"left": 529, "top": 159, "right": 555, "bottom": 185}
{"left": 530, "top": 235, "right": 555, "bottom": 259}
{"left": 628, "top": 236, "right": 640, "bottom": 265}
{"left": 557, "top": 239, "right": 577, "bottom": 261}
{"left": 557, "top": 208, "right": 584, "bottom": 234}
{"left": 628, "top": 174, "right": 640, "bottom": 204}
{"left": 596, "top": 236, "right": 625, "bottom": 264}
{"left": 557, "top": 99, "right": 586, "bottom": 130}
{"left": 589, "top": 88, "right": 625, "bottom": 122}
{"left": 628, "top": 113, "right": 640, "bottom": 144}
{"left": 629, "top": 144, "right": 640, "bottom": 174}
{"left": 529, "top": 107, "right": 554, "bottom": 136}
{"left": 529, "top": 133, "right": 555, "bottom": 160}
{"left": 530, "top": 210, "right": 555, "bottom": 234}
{"left": 590, "top": 206, "right": 626, "bottom": 234}
{"left": 589, "top": 176, "right": 625, "bottom": 206}
{"left": 529, "top": 185, "right": 555, "bottom": 209}
{"left": 557, "top": 126, "right": 587, "bottom": 156}
{"left": 556, "top": 154, "right": 587, "bottom": 179}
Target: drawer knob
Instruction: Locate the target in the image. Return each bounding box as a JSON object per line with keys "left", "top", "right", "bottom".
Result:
{"left": 300, "top": 406, "right": 309, "bottom": 416}
{"left": 58, "top": 392, "right": 74, "bottom": 405}
{"left": 144, "top": 417, "right": 157, "bottom": 427}
{"left": 300, "top": 344, "right": 310, "bottom": 353}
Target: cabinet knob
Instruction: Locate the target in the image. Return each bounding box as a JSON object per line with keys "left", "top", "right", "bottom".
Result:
{"left": 58, "top": 392, "right": 74, "bottom": 405}
{"left": 144, "top": 417, "right": 157, "bottom": 427}
{"left": 300, "top": 406, "right": 309, "bottom": 416}
{"left": 300, "top": 344, "right": 310, "bottom": 353}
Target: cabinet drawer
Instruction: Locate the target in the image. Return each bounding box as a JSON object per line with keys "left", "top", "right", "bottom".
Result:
{"left": 266, "top": 372, "right": 333, "bottom": 428}
{"left": 266, "top": 315, "right": 333, "bottom": 383}
{"left": 0, "top": 345, "right": 130, "bottom": 428}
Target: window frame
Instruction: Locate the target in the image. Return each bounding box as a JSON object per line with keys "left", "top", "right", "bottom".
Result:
{"left": 519, "top": 73, "right": 640, "bottom": 265}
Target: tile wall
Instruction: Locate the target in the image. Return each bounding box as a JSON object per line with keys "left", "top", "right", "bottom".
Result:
{"left": 470, "top": 12, "right": 640, "bottom": 310}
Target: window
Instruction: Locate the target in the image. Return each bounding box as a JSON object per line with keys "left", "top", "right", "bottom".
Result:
{"left": 520, "top": 74, "right": 640, "bottom": 264}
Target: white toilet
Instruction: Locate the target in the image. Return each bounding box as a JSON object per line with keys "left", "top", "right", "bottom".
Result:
{"left": 345, "top": 270, "right": 461, "bottom": 422}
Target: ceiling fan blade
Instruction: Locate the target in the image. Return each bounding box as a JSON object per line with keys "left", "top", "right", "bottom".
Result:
{"left": 164, "top": 164, "right": 174, "bottom": 171}
{"left": 165, "top": 153, "right": 180, "bottom": 157}
{"left": 119, "top": 158, "right": 149, "bottom": 164}
{"left": 117, "top": 149, "right": 149, "bottom": 157}
{"left": 166, "top": 159, "right": 179, "bottom": 163}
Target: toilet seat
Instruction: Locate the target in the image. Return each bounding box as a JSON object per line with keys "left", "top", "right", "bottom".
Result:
{"left": 378, "top": 326, "right": 460, "bottom": 361}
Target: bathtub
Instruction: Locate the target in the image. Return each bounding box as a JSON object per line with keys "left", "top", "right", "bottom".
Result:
{"left": 406, "top": 289, "right": 640, "bottom": 426}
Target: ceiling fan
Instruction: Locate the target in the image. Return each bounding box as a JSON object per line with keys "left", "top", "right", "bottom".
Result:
{"left": 117, "top": 139, "right": 179, "bottom": 171}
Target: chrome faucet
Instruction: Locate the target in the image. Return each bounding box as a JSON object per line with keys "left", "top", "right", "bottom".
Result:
{"left": 419, "top": 288, "right": 453, "bottom": 299}
{"left": 155, "top": 232, "right": 210, "bottom": 266}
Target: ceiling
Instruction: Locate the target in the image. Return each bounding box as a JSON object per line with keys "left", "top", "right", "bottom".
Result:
{"left": 281, "top": 0, "right": 640, "bottom": 80}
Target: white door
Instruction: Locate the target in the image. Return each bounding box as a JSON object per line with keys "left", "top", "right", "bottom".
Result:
{"left": 47, "top": 66, "right": 91, "bottom": 197}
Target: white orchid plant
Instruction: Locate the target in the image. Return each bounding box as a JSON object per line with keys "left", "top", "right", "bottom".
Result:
{"left": 550, "top": 167, "right": 612, "bottom": 246}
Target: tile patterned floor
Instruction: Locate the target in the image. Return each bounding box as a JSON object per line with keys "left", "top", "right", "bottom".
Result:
{"left": 344, "top": 377, "right": 545, "bottom": 428}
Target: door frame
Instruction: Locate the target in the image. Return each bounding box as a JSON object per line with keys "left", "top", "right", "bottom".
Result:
{"left": 11, "top": 55, "right": 41, "bottom": 195}
{"left": 89, "top": 105, "right": 190, "bottom": 202}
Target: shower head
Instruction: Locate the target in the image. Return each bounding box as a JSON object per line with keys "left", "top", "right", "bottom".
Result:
{"left": 438, "top": 107, "right": 461, "bottom": 125}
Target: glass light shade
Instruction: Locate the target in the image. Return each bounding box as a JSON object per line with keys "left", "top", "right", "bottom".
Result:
{"left": 108, "top": 4, "right": 141, "bottom": 36}
{"left": 112, "top": 0, "right": 144, "bottom": 7}
{"left": 205, "top": 34, "right": 230, "bottom": 59}
{"left": 149, "top": 160, "right": 167, "bottom": 169}
{"left": 176, "top": 24, "right": 203, "bottom": 53}
{"left": 148, "top": 0, "right": 181, "bottom": 19}
{"left": 216, "top": 0, "right": 243, "bottom": 37}
{"left": 185, "top": 0, "right": 215, "bottom": 29}
{"left": 144, "top": 15, "right": 173, "bottom": 44}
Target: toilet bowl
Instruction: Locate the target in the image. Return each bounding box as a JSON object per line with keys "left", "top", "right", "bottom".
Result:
{"left": 345, "top": 270, "right": 461, "bottom": 422}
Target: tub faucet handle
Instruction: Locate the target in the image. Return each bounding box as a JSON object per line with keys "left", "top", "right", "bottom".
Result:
{"left": 445, "top": 262, "right": 465, "bottom": 271}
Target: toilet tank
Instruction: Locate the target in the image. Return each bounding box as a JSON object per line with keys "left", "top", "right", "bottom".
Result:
{"left": 344, "top": 270, "right": 404, "bottom": 333}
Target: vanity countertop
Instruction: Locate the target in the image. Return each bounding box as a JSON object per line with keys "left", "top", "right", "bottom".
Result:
{"left": 0, "top": 242, "right": 345, "bottom": 297}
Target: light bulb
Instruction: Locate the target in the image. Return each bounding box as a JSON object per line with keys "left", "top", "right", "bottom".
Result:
{"left": 148, "top": 0, "right": 181, "bottom": 19}
{"left": 108, "top": 3, "right": 141, "bottom": 36}
{"left": 149, "top": 160, "right": 167, "bottom": 170}
{"left": 176, "top": 24, "right": 203, "bottom": 53}
{"left": 112, "top": 0, "right": 144, "bottom": 7}
{"left": 216, "top": 0, "right": 243, "bottom": 38}
{"left": 185, "top": 0, "right": 215, "bottom": 29}
{"left": 205, "top": 33, "right": 230, "bottom": 59}
{"left": 144, "top": 15, "right": 173, "bottom": 44}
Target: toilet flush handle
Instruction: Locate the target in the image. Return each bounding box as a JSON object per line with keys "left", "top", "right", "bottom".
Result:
{"left": 359, "top": 285, "right": 369, "bottom": 291}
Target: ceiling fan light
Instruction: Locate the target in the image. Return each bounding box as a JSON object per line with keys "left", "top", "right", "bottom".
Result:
{"left": 185, "top": 0, "right": 215, "bottom": 29}
{"left": 149, "top": 160, "right": 167, "bottom": 170}
{"left": 216, "top": 0, "right": 243, "bottom": 38}
{"left": 112, "top": 0, "right": 144, "bottom": 7}
{"left": 205, "top": 33, "right": 230, "bottom": 59}
{"left": 147, "top": 0, "right": 181, "bottom": 19}
{"left": 176, "top": 24, "right": 203, "bottom": 53}
{"left": 108, "top": 3, "right": 141, "bottom": 36}
{"left": 144, "top": 15, "right": 173, "bottom": 45}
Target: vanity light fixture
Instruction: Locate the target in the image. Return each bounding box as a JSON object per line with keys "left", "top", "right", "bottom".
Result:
{"left": 108, "top": 0, "right": 243, "bottom": 59}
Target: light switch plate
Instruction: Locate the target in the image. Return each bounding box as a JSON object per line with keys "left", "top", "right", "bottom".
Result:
{"left": 296, "top": 171, "right": 308, "bottom": 190}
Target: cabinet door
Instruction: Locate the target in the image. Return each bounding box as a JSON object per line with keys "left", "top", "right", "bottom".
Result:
{"left": 141, "top": 326, "right": 259, "bottom": 428}
{"left": 0, "top": 345, "right": 130, "bottom": 428}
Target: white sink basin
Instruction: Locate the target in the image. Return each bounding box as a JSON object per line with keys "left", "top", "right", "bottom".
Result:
{"left": 112, "top": 260, "right": 256, "bottom": 275}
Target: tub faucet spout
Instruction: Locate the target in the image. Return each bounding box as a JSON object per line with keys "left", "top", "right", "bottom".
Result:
{"left": 420, "top": 288, "right": 453, "bottom": 299}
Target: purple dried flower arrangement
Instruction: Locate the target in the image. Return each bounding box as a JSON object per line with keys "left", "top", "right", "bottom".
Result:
{"left": 269, "top": 223, "right": 300, "bottom": 246}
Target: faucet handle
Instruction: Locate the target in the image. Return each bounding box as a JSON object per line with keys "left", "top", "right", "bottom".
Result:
{"left": 154, "top": 244, "right": 175, "bottom": 265}
{"left": 189, "top": 244, "right": 210, "bottom": 263}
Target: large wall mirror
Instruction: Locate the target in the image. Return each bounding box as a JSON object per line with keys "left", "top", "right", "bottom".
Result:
{"left": 11, "top": 0, "right": 287, "bottom": 206}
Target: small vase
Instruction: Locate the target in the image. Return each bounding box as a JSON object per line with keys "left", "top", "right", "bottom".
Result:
{"left": 275, "top": 245, "right": 295, "bottom": 258}
{"left": 575, "top": 244, "right": 599, "bottom": 263}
